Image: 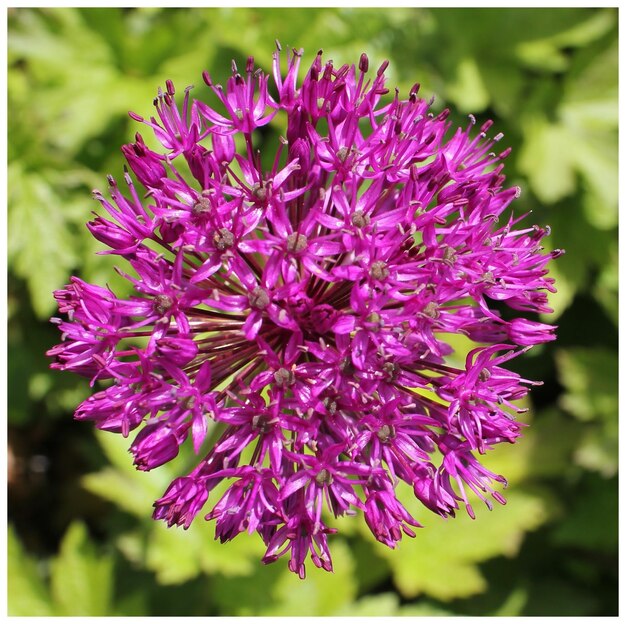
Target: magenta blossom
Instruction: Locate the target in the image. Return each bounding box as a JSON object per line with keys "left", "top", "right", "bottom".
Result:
{"left": 48, "top": 46, "right": 561, "bottom": 578}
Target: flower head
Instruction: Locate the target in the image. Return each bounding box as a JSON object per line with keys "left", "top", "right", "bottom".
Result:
{"left": 48, "top": 46, "right": 561, "bottom": 577}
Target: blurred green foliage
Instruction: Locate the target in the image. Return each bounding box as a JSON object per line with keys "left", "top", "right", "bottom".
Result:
{"left": 8, "top": 7, "right": 617, "bottom": 616}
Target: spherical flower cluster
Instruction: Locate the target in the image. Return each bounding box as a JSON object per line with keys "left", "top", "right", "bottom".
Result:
{"left": 48, "top": 47, "right": 561, "bottom": 578}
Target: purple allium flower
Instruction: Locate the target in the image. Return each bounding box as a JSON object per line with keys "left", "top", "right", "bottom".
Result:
{"left": 48, "top": 46, "right": 562, "bottom": 578}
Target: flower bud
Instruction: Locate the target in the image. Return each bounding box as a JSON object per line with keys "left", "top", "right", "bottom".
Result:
{"left": 212, "top": 132, "right": 236, "bottom": 164}
{"left": 130, "top": 424, "right": 181, "bottom": 471}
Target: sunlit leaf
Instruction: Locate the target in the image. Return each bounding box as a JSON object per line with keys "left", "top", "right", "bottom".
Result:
{"left": 50, "top": 522, "right": 114, "bottom": 616}
{"left": 556, "top": 348, "right": 617, "bottom": 423}
{"left": 82, "top": 430, "right": 187, "bottom": 516}
{"left": 491, "top": 586, "right": 528, "bottom": 616}
{"left": 369, "top": 489, "right": 551, "bottom": 601}
{"left": 556, "top": 347, "right": 617, "bottom": 476}
{"left": 118, "top": 521, "right": 263, "bottom": 585}
{"left": 517, "top": 117, "right": 577, "bottom": 204}
{"left": 446, "top": 56, "right": 490, "bottom": 112}
{"left": 8, "top": 165, "right": 79, "bottom": 317}
{"left": 335, "top": 593, "right": 400, "bottom": 616}
{"left": 573, "top": 428, "right": 618, "bottom": 477}
{"left": 211, "top": 539, "right": 356, "bottom": 616}
{"left": 7, "top": 526, "right": 54, "bottom": 616}
{"left": 592, "top": 240, "right": 618, "bottom": 325}
{"left": 518, "top": 38, "right": 617, "bottom": 233}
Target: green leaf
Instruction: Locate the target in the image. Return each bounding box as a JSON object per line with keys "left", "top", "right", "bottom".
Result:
{"left": 477, "top": 431, "right": 532, "bottom": 485}
{"left": 334, "top": 593, "right": 400, "bottom": 616}
{"left": 8, "top": 165, "right": 79, "bottom": 318}
{"left": 81, "top": 430, "right": 175, "bottom": 517}
{"left": 400, "top": 601, "right": 458, "bottom": 616}
{"left": 478, "top": 60, "right": 524, "bottom": 117}
{"left": 552, "top": 474, "right": 617, "bottom": 553}
{"left": 82, "top": 467, "right": 159, "bottom": 518}
{"left": 546, "top": 8, "right": 616, "bottom": 48}
{"left": 85, "top": 431, "right": 263, "bottom": 585}
{"left": 119, "top": 521, "right": 264, "bottom": 585}
{"left": 335, "top": 592, "right": 458, "bottom": 616}
{"left": 117, "top": 527, "right": 201, "bottom": 586}
{"left": 209, "top": 554, "right": 283, "bottom": 615}
{"left": 516, "top": 40, "right": 569, "bottom": 72}
{"left": 573, "top": 428, "right": 618, "bottom": 477}
{"left": 556, "top": 347, "right": 618, "bottom": 476}
{"left": 518, "top": 38, "right": 617, "bottom": 231}
{"left": 540, "top": 251, "right": 575, "bottom": 321}
{"left": 563, "top": 41, "right": 618, "bottom": 230}
{"left": 349, "top": 535, "right": 392, "bottom": 593}
{"left": 546, "top": 195, "right": 615, "bottom": 300}
{"left": 7, "top": 526, "right": 54, "bottom": 616}
{"left": 211, "top": 539, "right": 357, "bottom": 616}
{"left": 431, "top": 8, "right": 605, "bottom": 59}
{"left": 562, "top": 38, "right": 618, "bottom": 128}
{"left": 491, "top": 586, "right": 529, "bottom": 616}
{"left": 50, "top": 522, "right": 114, "bottom": 616}
{"left": 523, "top": 577, "right": 601, "bottom": 616}
{"left": 522, "top": 408, "right": 585, "bottom": 480}
{"left": 8, "top": 270, "right": 95, "bottom": 424}
{"left": 446, "top": 56, "right": 490, "bottom": 113}
{"left": 592, "top": 240, "right": 618, "bottom": 325}
{"left": 517, "top": 117, "right": 577, "bottom": 204}
{"left": 369, "top": 488, "right": 550, "bottom": 601}
{"left": 556, "top": 348, "right": 617, "bottom": 423}
{"left": 9, "top": 9, "right": 123, "bottom": 155}
{"left": 260, "top": 538, "right": 357, "bottom": 616}
{"left": 511, "top": 8, "right": 615, "bottom": 72}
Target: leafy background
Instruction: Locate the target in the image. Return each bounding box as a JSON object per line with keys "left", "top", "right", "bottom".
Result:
{"left": 7, "top": 7, "right": 618, "bottom": 617}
